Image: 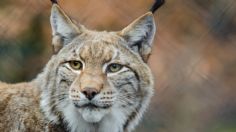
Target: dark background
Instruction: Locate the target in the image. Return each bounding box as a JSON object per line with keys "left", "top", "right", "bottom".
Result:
{"left": 0, "top": 0, "right": 236, "bottom": 131}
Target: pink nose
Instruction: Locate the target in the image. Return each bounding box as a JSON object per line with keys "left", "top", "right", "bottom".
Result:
{"left": 82, "top": 88, "right": 99, "bottom": 100}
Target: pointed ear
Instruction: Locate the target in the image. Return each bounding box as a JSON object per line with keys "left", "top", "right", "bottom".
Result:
{"left": 50, "top": 4, "right": 84, "bottom": 53}
{"left": 119, "top": 12, "right": 156, "bottom": 62}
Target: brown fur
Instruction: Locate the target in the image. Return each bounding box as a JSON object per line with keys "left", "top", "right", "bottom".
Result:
{"left": 0, "top": 4, "right": 157, "bottom": 132}
{"left": 0, "top": 82, "right": 45, "bottom": 132}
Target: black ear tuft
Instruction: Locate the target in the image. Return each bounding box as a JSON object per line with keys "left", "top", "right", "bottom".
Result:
{"left": 51, "top": 0, "right": 58, "bottom": 4}
{"left": 150, "top": 0, "right": 165, "bottom": 13}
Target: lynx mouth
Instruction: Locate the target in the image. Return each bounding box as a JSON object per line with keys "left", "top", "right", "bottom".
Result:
{"left": 74, "top": 103, "right": 111, "bottom": 109}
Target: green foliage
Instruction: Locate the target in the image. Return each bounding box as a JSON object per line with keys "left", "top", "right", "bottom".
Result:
{"left": 0, "top": 0, "right": 10, "bottom": 8}
{"left": 0, "top": 14, "right": 46, "bottom": 83}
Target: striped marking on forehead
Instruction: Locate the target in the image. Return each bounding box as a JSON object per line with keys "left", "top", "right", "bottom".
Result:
{"left": 79, "top": 40, "right": 116, "bottom": 64}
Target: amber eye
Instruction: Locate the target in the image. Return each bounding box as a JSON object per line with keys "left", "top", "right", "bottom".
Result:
{"left": 69, "top": 61, "right": 83, "bottom": 70}
{"left": 107, "top": 63, "right": 123, "bottom": 73}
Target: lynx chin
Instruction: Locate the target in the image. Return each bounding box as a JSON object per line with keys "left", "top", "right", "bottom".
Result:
{"left": 0, "top": 3, "right": 159, "bottom": 132}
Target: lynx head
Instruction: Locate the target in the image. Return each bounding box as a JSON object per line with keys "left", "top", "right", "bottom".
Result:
{"left": 40, "top": 4, "right": 156, "bottom": 131}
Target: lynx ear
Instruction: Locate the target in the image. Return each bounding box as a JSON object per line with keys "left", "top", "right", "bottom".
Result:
{"left": 50, "top": 4, "right": 84, "bottom": 53}
{"left": 119, "top": 12, "right": 156, "bottom": 62}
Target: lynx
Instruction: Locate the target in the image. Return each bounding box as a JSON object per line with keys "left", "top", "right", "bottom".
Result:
{"left": 0, "top": 1, "right": 164, "bottom": 132}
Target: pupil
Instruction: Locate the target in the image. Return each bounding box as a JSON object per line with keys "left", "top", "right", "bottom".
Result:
{"left": 107, "top": 64, "right": 122, "bottom": 73}
{"left": 113, "top": 65, "right": 118, "bottom": 69}
{"left": 74, "top": 62, "right": 78, "bottom": 66}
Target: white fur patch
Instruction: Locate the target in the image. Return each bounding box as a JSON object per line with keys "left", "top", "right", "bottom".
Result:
{"left": 79, "top": 108, "right": 108, "bottom": 123}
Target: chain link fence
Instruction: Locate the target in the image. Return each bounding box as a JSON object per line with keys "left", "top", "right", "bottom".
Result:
{"left": 0, "top": 0, "right": 236, "bottom": 131}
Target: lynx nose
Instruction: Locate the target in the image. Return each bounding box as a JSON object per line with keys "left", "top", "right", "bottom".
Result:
{"left": 82, "top": 88, "right": 99, "bottom": 100}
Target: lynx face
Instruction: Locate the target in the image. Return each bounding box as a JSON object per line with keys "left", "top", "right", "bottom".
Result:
{"left": 55, "top": 35, "right": 143, "bottom": 123}
{"left": 40, "top": 4, "right": 155, "bottom": 131}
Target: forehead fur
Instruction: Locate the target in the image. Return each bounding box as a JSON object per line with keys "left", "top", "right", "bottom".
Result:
{"left": 72, "top": 31, "right": 125, "bottom": 64}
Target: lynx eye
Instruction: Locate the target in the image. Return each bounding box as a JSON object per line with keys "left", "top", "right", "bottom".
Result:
{"left": 107, "top": 63, "right": 123, "bottom": 73}
{"left": 69, "top": 61, "right": 83, "bottom": 70}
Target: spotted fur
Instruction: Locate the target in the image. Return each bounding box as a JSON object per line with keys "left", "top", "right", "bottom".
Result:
{"left": 0, "top": 4, "right": 156, "bottom": 132}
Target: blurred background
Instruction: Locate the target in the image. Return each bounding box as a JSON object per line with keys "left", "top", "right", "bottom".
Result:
{"left": 0, "top": 0, "right": 236, "bottom": 131}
